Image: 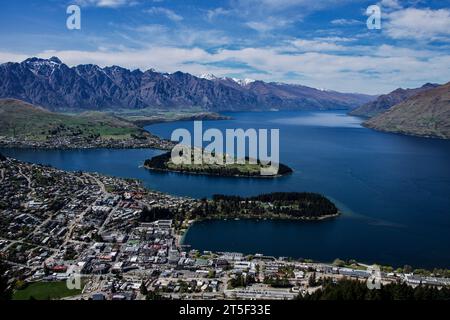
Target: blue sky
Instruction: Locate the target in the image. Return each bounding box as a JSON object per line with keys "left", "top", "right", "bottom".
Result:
{"left": 0, "top": 0, "right": 450, "bottom": 94}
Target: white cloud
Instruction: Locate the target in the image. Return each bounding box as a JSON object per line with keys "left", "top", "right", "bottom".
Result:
{"left": 0, "top": 52, "right": 29, "bottom": 62}
{"left": 236, "top": 0, "right": 351, "bottom": 11}
{"left": 380, "top": 0, "right": 402, "bottom": 10}
{"left": 76, "top": 0, "right": 137, "bottom": 8}
{"left": 2, "top": 39, "right": 448, "bottom": 95}
{"left": 226, "top": 0, "right": 346, "bottom": 35}
{"left": 131, "top": 24, "right": 230, "bottom": 47}
{"left": 246, "top": 17, "right": 293, "bottom": 32}
{"left": 206, "top": 8, "right": 231, "bottom": 21}
{"left": 385, "top": 8, "right": 450, "bottom": 41}
{"left": 289, "top": 39, "right": 346, "bottom": 52}
{"left": 331, "top": 19, "right": 362, "bottom": 26}
{"left": 145, "top": 7, "right": 183, "bottom": 22}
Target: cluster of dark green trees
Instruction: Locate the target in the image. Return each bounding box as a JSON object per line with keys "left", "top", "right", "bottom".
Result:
{"left": 228, "top": 274, "right": 256, "bottom": 289}
{"left": 214, "top": 192, "right": 337, "bottom": 204}
{"left": 144, "top": 152, "right": 171, "bottom": 170}
{"left": 0, "top": 260, "right": 13, "bottom": 301}
{"left": 140, "top": 206, "right": 175, "bottom": 222}
{"left": 300, "top": 279, "right": 450, "bottom": 300}
{"left": 191, "top": 192, "right": 338, "bottom": 219}
{"left": 264, "top": 276, "right": 292, "bottom": 288}
{"left": 139, "top": 192, "right": 338, "bottom": 222}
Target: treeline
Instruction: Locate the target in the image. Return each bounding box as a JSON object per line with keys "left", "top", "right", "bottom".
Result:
{"left": 0, "top": 259, "right": 13, "bottom": 301}
{"left": 228, "top": 274, "right": 256, "bottom": 289}
{"left": 139, "top": 192, "right": 338, "bottom": 222}
{"left": 272, "top": 163, "right": 292, "bottom": 175}
{"left": 213, "top": 192, "right": 334, "bottom": 203}
{"left": 144, "top": 152, "right": 171, "bottom": 169}
{"left": 192, "top": 192, "right": 338, "bottom": 219}
{"left": 264, "top": 276, "right": 292, "bottom": 288}
{"left": 140, "top": 207, "right": 173, "bottom": 222}
{"left": 300, "top": 279, "right": 450, "bottom": 300}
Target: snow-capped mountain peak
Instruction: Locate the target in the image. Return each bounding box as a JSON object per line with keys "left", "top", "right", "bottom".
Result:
{"left": 199, "top": 73, "right": 255, "bottom": 86}
{"left": 23, "top": 56, "right": 62, "bottom": 67}
{"left": 23, "top": 57, "right": 63, "bottom": 76}
{"left": 1, "top": 57, "right": 374, "bottom": 111}
{"left": 199, "top": 73, "right": 219, "bottom": 80}
{"left": 232, "top": 78, "right": 255, "bottom": 86}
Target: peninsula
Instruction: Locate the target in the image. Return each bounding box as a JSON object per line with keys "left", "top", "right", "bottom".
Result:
{"left": 0, "top": 99, "right": 174, "bottom": 150}
{"left": 194, "top": 192, "right": 340, "bottom": 221}
{"left": 139, "top": 192, "right": 339, "bottom": 224}
{"left": 3, "top": 155, "right": 449, "bottom": 303}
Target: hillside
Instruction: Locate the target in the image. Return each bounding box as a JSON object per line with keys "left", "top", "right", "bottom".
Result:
{"left": 364, "top": 82, "right": 450, "bottom": 139}
{"left": 0, "top": 57, "right": 374, "bottom": 112}
{"left": 349, "top": 83, "right": 439, "bottom": 118}
{"left": 0, "top": 99, "right": 172, "bottom": 149}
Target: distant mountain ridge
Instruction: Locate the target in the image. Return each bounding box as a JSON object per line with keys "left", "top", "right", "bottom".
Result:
{"left": 349, "top": 83, "right": 440, "bottom": 118}
{"left": 0, "top": 57, "right": 374, "bottom": 112}
{"left": 365, "top": 82, "right": 450, "bottom": 139}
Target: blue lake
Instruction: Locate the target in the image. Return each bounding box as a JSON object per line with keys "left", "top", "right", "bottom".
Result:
{"left": 2, "top": 111, "right": 450, "bottom": 268}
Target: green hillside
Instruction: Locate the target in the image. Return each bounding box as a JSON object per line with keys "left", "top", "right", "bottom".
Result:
{"left": 0, "top": 99, "right": 144, "bottom": 141}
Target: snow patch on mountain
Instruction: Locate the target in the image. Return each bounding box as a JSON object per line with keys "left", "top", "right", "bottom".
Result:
{"left": 199, "top": 73, "right": 219, "bottom": 80}
{"left": 199, "top": 73, "right": 255, "bottom": 86}
{"left": 232, "top": 78, "right": 256, "bottom": 86}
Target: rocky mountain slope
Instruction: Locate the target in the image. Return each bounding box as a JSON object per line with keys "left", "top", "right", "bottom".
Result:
{"left": 365, "top": 82, "right": 450, "bottom": 139}
{"left": 0, "top": 57, "right": 374, "bottom": 112}
{"left": 349, "top": 83, "right": 439, "bottom": 118}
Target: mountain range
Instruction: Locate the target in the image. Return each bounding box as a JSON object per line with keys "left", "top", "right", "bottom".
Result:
{"left": 349, "top": 83, "right": 440, "bottom": 118}
{"left": 0, "top": 57, "right": 374, "bottom": 112}
{"left": 365, "top": 82, "right": 450, "bottom": 139}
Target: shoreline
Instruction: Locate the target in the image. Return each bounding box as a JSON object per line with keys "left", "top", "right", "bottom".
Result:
{"left": 176, "top": 217, "right": 448, "bottom": 271}
{"left": 2, "top": 153, "right": 448, "bottom": 271}
{"left": 131, "top": 112, "right": 232, "bottom": 127}
{"left": 0, "top": 111, "right": 230, "bottom": 151}
{"left": 362, "top": 122, "right": 450, "bottom": 140}
{"left": 0, "top": 143, "right": 171, "bottom": 151}
{"left": 143, "top": 165, "right": 292, "bottom": 179}
{"left": 177, "top": 213, "right": 340, "bottom": 247}
{"left": 0, "top": 136, "right": 174, "bottom": 151}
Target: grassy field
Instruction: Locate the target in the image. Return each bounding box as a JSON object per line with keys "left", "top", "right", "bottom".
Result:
{"left": 112, "top": 107, "right": 229, "bottom": 126}
{"left": 0, "top": 99, "right": 146, "bottom": 141}
{"left": 12, "top": 281, "right": 83, "bottom": 300}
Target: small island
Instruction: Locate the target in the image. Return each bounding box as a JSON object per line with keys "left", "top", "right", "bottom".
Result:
{"left": 144, "top": 151, "right": 293, "bottom": 178}
{"left": 140, "top": 192, "right": 340, "bottom": 222}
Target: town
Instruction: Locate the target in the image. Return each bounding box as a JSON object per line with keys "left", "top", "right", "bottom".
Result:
{"left": 1, "top": 154, "right": 450, "bottom": 300}
{"left": 0, "top": 133, "right": 174, "bottom": 150}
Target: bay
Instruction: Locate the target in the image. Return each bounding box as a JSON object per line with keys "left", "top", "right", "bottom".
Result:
{"left": 3, "top": 110, "right": 450, "bottom": 268}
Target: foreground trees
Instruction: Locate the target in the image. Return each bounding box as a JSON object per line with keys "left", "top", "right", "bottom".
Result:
{"left": 0, "top": 260, "right": 12, "bottom": 300}
{"left": 194, "top": 192, "right": 339, "bottom": 220}
{"left": 300, "top": 279, "right": 450, "bottom": 300}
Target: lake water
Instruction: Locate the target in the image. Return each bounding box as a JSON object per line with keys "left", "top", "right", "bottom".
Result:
{"left": 2, "top": 111, "right": 450, "bottom": 268}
